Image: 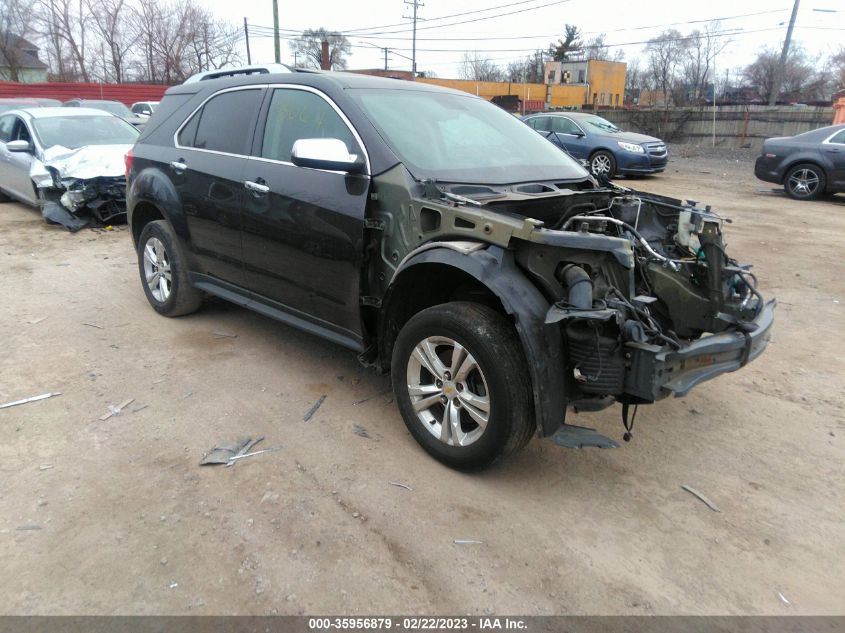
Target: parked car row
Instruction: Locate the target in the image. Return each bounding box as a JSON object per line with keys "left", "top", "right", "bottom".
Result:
{"left": 0, "top": 97, "right": 157, "bottom": 128}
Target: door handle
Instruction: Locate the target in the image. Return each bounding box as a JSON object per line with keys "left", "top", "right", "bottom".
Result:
{"left": 170, "top": 160, "right": 187, "bottom": 173}
{"left": 244, "top": 180, "right": 270, "bottom": 194}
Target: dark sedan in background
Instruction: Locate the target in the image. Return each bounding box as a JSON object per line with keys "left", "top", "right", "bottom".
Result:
{"left": 522, "top": 112, "right": 668, "bottom": 178}
{"left": 754, "top": 124, "right": 845, "bottom": 200}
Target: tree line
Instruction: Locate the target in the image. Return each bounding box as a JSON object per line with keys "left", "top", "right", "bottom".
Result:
{"left": 0, "top": 0, "right": 242, "bottom": 83}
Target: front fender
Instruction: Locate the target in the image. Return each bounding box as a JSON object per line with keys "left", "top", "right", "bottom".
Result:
{"left": 387, "top": 244, "right": 566, "bottom": 437}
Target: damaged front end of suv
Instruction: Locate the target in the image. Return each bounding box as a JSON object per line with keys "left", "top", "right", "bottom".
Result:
{"left": 31, "top": 145, "right": 131, "bottom": 232}
{"left": 371, "top": 169, "right": 775, "bottom": 445}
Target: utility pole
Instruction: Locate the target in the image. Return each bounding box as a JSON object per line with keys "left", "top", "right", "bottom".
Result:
{"left": 244, "top": 17, "right": 251, "bottom": 64}
{"left": 403, "top": 0, "right": 423, "bottom": 77}
{"left": 272, "top": 0, "right": 281, "bottom": 63}
{"left": 769, "top": 0, "right": 800, "bottom": 106}
{"left": 384, "top": 47, "right": 388, "bottom": 71}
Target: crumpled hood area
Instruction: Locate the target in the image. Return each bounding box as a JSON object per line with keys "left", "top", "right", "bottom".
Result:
{"left": 31, "top": 144, "right": 132, "bottom": 188}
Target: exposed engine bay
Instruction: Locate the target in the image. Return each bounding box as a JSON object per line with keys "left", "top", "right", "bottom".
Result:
{"left": 373, "top": 173, "right": 775, "bottom": 437}
{"left": 30, "top": 145, "right": 131, "bottom": 232}
{"left": 472, "top": 183, "right": 772, "bottom": 408}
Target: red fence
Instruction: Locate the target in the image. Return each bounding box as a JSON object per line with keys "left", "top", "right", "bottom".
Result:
{"left": 0, "top": 81, "right": 170, "bottom": 105}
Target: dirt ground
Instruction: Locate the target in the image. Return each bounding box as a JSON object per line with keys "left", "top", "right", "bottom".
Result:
{"left": 2, "top": 148, "right": 844, "bottom": 616}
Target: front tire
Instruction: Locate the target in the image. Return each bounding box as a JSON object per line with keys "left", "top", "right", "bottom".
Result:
{"left": 784, "top": 163, "right": 826, "bottom": 201}
{"left": 137, "top": 220, "right": 202, "bottom": 317}
{"left": 391, "top": 302, "right": 534, "bottom": 471}
{"left": 589, "top": 150, "right": 616, "bottom": 179}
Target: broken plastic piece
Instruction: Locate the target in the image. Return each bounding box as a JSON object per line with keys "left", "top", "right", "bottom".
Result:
{"left": 200, "top": 437, "right": 264, "bottom": 466}
{"left": 41, "top": 201, "right": 88, "bottom": 232}
{"left": 548, "top": 424, "right": 619, "bottom": 449}
{"left": 681, "top": 485, "right": 721, "bottom": 512}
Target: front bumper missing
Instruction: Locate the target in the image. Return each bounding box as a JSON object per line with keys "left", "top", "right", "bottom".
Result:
{"left": 625, "top": 299, "right": 776, "bottom": 401}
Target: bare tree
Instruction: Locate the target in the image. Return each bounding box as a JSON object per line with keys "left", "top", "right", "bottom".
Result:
{"left": 581, "top": 34, "right": 623, "bottom": 62}
{"left": 35, "top": 0, "right": 91, "bottom": 81}
{"left": 86, "top": 0, "right": 135, "bottom": 82}
{"left": 677, "top": 21, "right": 730, "bottom": 105}
{"left": 0, "top": 0, "right": 38, "bottom": 80}
{"left": 744, "top": 44, "right": 826, "bottom": 103}
{"left": 458, "top": 52, "right": 503, "bottom": 82}
{"left": 289, "top": 28, "right": 350, "bottom": 70}
{"left": 830, "top": 47, "right": 845, "bottom": 92}
{"left": 645, "top": 29, "right": 686, "bottom": 111}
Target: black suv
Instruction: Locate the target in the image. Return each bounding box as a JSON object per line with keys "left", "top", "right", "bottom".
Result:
{"left": 127, "top": 69, "right": 774, "bottom": 470}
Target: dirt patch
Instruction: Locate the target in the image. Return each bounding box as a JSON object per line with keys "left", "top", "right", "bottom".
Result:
{"left": 1, "top": 155, "right": 843, "bottom": 615}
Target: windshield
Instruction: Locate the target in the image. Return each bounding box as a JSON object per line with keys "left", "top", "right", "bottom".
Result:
{"left": 580, "top": 116, "right": 621, "bottom": 134}
{"left": 349, "top": 88, "right": 588, "bottom": 184}
{"left": 33, "top": 115, "right": 140, "bottom": 149}
{"left": 85, "top": 101, "right": 132, "bottom": 117}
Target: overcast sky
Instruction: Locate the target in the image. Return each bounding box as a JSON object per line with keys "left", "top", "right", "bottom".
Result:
{"left": 209, "top": 0, "right": 844, "bottom": 80}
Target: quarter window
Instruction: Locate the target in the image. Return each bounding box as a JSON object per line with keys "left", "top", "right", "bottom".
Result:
{"left": 829, "top": 129, "right": 845, "bottom": 145}
{"left": 179, "top": 89, "right": 263, "bottom": 155}
{"left": 0, "top": 115, "right": 13, "bottom": 142}
{"left": 259, "top": 89, "right": 357, "bottom": 162}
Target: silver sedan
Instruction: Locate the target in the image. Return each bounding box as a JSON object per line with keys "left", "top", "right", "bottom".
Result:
{"left": 0, "top": 107, "right": 139, "bottom": 206}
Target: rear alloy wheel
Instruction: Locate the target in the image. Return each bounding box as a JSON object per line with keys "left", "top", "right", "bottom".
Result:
{"left": 391, "top": 302, "right": 534, "bottom": 471}
{"left": 784, "top": 163, "right": 826, "bottom": 201}
{"left": 137, "top": 220, "right": 203, "bottom": 317}
{"left": 590, "top": 151, "right": 616, "bottom": 179}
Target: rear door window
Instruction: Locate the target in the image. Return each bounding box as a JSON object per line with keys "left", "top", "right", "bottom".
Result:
{"left": 180, "top": 88, "right": 264, "bottom": 155}
{"left": 259, "top": 88, "right": 357, "bottom": 162}
{"left": 527, "top": 116, "right": 550, "bottom": 131}
{"left": 552, "top": 117, "right": 582, "bottom": 135}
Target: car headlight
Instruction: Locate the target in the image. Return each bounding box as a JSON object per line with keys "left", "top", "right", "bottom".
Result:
{"left": 618, "top": 142, "right": 645, "bottom": 153}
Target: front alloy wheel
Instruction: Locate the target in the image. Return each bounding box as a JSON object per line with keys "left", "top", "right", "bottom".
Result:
{"left": 590, "top": 151, "right": 616, "bottom": 178}
{"left": 406, "top": 336, "right": 490, "bottom": 447}
{"left": 391, "top": 302, "right": 534, "bottom": 471}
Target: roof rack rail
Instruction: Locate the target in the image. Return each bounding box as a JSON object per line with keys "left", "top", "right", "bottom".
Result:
{"left": 183, "top": 64, "right": 295, "bottom": 84}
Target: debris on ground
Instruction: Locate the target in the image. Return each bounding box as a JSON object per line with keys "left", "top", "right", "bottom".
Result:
{"left": 353, "top": 424, "right": 371, "bottom": 439}
{"left": 39, "top": 464, "right": 54, "bottom": 471}
{"left": 0, "top": 392, "right": 62, "bottom": 410}
{"left": 131, "top": 404, "right": 149, "bottom": 413}
{"left": 27, "top": 316, "right": 48, "bottom": 325}
{"left": 389, "top": 481, "right": 413, "bottom": 491}
{"left": 99, "top": 398, "right": 135, "bottom": 421}
{"left": 454, "top": 539, "right": 483, "bottom": 545}
{"left": 352, "top": 388, "right": 391, "bottom": 406}
{"left": 548, "top": 424, "right": 619, "bottom": 449}
{"left": 16, "top": 524, "right": 42, "bottom": 531}
{"left": 212, "top": 330, "right": 238, "bottom": 339}
{"left": 303, "top": 395, "right": 326, "bottom": 422}
{"left": 200, "top": 437, "right": 274, "bottom": 466}
{"left": 777, "top": 590, "right": 790, "bottom": 605}
{"left": 83, "top": 322, "right": 104, "bottom": 329}
{"left": 681, "top": 485, "right": 722, "bottom": 512}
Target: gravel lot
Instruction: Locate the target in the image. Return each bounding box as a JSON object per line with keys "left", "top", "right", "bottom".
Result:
{"left": 2, "top": 147, "right": 844, "bottom": 615}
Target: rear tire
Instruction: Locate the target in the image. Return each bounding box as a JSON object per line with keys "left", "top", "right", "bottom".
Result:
{"left": 784, "top": 163, "right": 826, "bottom": 201}
{"left": 137, "top": 220, "right": 202, "bottom": 317}
{"left": 391, "top": 302, "right": 534, "bottom": 471}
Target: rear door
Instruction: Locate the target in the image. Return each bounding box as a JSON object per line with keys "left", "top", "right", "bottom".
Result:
{"left": 241, "top": 86, "right": 369, "bottom": 349}
{"left": 172, "top": 87, "right": 265, "bottom": 288}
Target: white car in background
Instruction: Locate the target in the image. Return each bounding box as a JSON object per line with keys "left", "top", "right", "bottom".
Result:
{"left": 130, "top": 101, "right": 160, "bottom": 118}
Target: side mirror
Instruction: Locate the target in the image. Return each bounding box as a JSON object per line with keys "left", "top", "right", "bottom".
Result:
{"left": 6, "top": 139, "right": 32, "bottom": 153}
{"left": 292, "top": 138, "right": 365, "bottom": 174}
